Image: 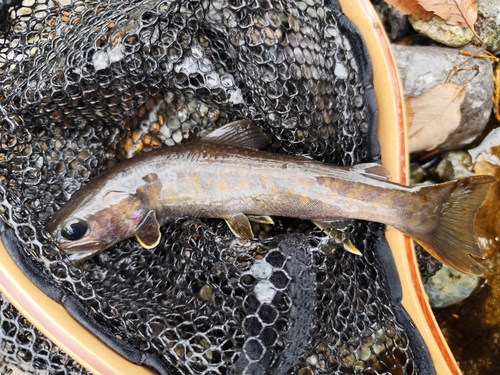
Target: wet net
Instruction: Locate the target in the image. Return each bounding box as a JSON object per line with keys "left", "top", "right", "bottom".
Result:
{"left": 0, "top": 0, "right": 434, "bottom": 374}
{"left": 0, "top": 293, "right": 91, "bottom": 375}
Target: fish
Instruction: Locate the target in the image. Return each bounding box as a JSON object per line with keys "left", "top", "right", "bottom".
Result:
{"left": 45, "top": 120, "right": 496, "bottom": 275}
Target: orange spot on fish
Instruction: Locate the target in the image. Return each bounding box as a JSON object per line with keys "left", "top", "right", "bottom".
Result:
{"left": 260, "top": 178, "right": 267, "bottom": 185}
{"left": 286, "top": 189, "right": 293, "bottom": 195}
{"left": 219, "top": 182, "right": 227, "bottom": 191}
{"left": 272, "top": 186, "right": 279, "bottom": 193}
{"left": 301, "top": 195, "right": 309, "bottom": 201}
{"left": 406, "top": 205, "right": 414, "bottom": 211}
{"left": 193, "top": 176, "right": 200, "bottom": 184}
{"left": 346, "top": 193, "right": 355, "bottom": 200}
{"left": 385, "top": 199, "right": 393, "bottom": 206}
{"left": 241, "top": 181, "right": 248, "bottom": 189}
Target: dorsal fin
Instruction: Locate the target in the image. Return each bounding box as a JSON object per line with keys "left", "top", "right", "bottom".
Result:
{"left": 202, "top": 120, "right": 270, "bottom": 149}
{"left": 352, "top": 163, "right": 391, "bottom": 181}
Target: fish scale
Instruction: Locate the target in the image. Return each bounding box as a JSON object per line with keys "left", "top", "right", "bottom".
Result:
{"left": 46, "top": 121, "right": 494, "bottom": 276}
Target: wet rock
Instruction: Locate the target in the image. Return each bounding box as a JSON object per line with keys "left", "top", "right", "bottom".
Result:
{"left": 469, "top": 127, "right": 500, "bottom": 163}
{"left": 370, "top": 0, "right": 411, "bottom": 41}
{"left": 424, "top": 264, "right": 480, "bottom": 308}
{"left": 409, "top": 15, "right": 474, "bottom": 47}
{"left": 393, "top": 44, "right": 494, "bottom": 153}
{"left": 476, "top": 0, "right": 500, "bottom": 53}
{"left": 408, "top": 0, "right": 500, "bottom": 52}
{"left": 434, "top": 151, "right": 474, "bottom": 181}
{"left": 410, "top": 162, "right": 426, "bottom": 184}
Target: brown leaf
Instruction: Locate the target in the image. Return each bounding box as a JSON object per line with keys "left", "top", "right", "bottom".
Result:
{"left": 472, "top": 145, "right": 500, "bottom": 259}
{"left": 417, "top": 0, "right": 478, "bottom": 28}
{"left": 384, "top": 0, "right": 434, "bottom": 20}
{"left": 494, "top": 64, "right": 500, "bottom": 122}
{"left": 405, "top": 83, "right": 466, "bottom": 153}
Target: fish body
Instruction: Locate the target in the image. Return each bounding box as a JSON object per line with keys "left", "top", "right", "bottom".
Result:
{"left": 46, "top": 121, "right": 496, "bottom": 275}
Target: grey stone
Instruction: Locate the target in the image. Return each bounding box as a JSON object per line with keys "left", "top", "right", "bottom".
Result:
{"left": 424, "top": 264, "right": 480, "bottom": 308}
{"left": 476, "top": 0, "right": 500, "bottom": 53}
{"left": 409, "top": 15, "right": 474, "bottom": 47}
{"left": 434, "top": 151, "right": 474, "bottom": 180}
{"left": 371, "top": 0, "right": 411, "bottom": 42}
{"left": 392, "top": 44, "right": 494, "bottom": 152}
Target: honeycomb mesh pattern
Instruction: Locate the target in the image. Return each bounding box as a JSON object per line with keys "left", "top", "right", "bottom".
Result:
{"left": 0, "top": 293, "right": 90, "bottom": 375}
{"left": 416, "top": 244, "right": 443, "bottom": 284}
{"left": 0, "top": 0, "right": 430, "bottom": 374}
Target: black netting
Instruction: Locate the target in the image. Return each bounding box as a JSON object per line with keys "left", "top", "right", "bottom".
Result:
{"left": 0, "top": 0, "right": 433, "bottom": 374}
{"left": 0, "top": 293, "right": 90, "bottom": 374}
{"left": 416, "top": 244, "right": 443, "bottom": 284}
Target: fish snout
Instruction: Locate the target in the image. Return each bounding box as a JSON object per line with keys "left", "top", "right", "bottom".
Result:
{"left": 55, "top": 238, "right": 105, "bottom": 262}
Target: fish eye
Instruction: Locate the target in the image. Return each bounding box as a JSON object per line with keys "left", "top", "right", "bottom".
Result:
{"left": 60, "top": 219, "right": 88, "bottom": 241}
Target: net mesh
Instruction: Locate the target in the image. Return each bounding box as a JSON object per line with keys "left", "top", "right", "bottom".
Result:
{"left": 0, "top": 0, "right": 429, "bottom": 373}
{"left": 0, "top": 293, "right": 90, "bottom": 375}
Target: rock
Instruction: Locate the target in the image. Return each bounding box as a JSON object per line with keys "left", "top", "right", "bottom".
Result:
{"left": 469, "top": 127, "right": 500, "bottom": 162}
{"left": 434, "top": 151, "right": 474, "bottom": 181}
{"left": 410, "top": 162, "right": 426, "bottom": 184}
{"left": 409, "top": 15, "right": 474, "bottom": 47}
{"left": 370, "top": 0, "right": 411, "bottom": 42}
{"left": 424, "top": 264, "right": 480, "bottom": 308}
{"left": 476, "top": 0, "right": 500, "bottom": 53}
{"left": 407, "top": 0, "right": 500, "bottom": 52}
{"left": 393, "top": 44, "right": 494, "bottom": 153}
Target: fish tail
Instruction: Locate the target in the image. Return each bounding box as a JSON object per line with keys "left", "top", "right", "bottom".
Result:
{"left": 404, "top": 175, "right": 496, "bottom": 275}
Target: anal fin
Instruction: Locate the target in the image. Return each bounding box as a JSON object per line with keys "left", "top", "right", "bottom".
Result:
{"left": 341, "top": 238, "right": 362, "bottom": 256}
{"left": 224, "top": 213, "right": 255, "bottom": 238}
{"left": 313, "top": 220, "right": 362, "bottom": 256}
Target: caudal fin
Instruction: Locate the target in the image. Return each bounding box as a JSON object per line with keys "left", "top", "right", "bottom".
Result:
{"left": 409, "top": 175, "right": 496, "bottom": 275}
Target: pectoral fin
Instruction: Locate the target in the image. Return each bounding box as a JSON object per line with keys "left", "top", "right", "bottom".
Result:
{"left": 135, "top": 210, "right": 161, "bottom": 249}
{"left": 313, "top": 220, "right": 362, "bottom": 256}
{"left": 224, "top": 213, "right": 255, "bottom": 238}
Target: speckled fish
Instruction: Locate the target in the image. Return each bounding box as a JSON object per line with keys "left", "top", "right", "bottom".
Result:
{"left": 46, "top": 120, "right": 496, "bottom": 275}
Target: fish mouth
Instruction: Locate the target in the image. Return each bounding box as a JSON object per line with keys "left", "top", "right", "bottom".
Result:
{"left": 57, "top": 239, "right": 105, "bottom": 262}
{"left": 66, "top": 248, "right": 103, "bottom": 262}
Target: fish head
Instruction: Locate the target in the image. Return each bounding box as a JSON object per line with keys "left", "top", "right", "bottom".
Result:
{"left": 46, "top": 189, "right": 149, "bottom": 262}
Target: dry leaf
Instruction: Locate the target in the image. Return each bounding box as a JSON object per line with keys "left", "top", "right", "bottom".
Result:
{"left": 494, "top": 64, "right": 500, "bottom": 122}
{"left": 384, "top": 0, "right": 434, "bottom": 20}
{"left": 405, "top": 83, "right": 465, "bottom": 153}
{"left": 418, "top": 0, "right": 478, "bottom": 28}
{"left": 472, "top": 145, "right": 500, "bottom": 258}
